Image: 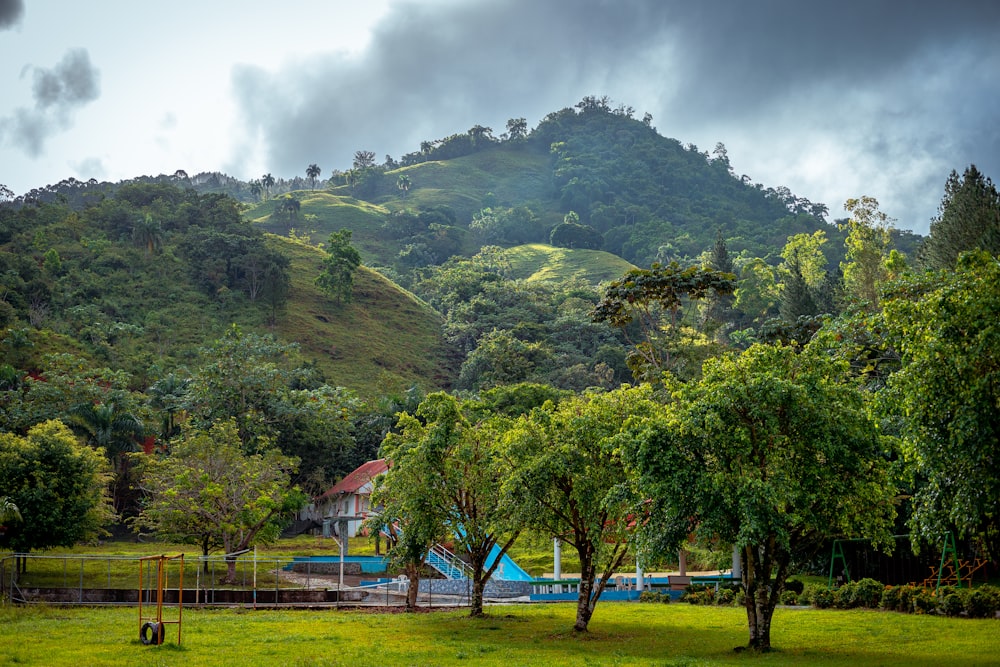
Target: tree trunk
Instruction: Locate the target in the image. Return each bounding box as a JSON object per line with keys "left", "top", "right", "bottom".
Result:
{"left": 574, "top": 551, "right": 595, "bottom": 632}
{"left": 223, "top": 556, "right": 238, "bottom": 585}
{"left": 471, "top": 574, "right": 486, "bottom": 618}
{"left": 404, "top": 562, "right": 421, "bottom": 611}
{"left": 202, "top": 536, "right": 211, "bottom": 574}
{"left": 574, "top": 577, "right": 594, "bottom": 632}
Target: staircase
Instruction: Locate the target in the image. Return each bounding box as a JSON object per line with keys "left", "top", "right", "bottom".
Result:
{"left": 425, "top": 543, "right": 471, "bottom": 580}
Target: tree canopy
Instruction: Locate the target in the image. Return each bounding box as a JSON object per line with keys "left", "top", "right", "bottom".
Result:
{"left": 627, "top": 343, "right": 896, "bottom": 651}
{"left": 0, "top": 420, "right": 113, "bottom": 555}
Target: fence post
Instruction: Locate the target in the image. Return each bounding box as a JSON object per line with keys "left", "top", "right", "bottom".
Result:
{"left": 79, "top": 558, "right": 84, "bottom": 603}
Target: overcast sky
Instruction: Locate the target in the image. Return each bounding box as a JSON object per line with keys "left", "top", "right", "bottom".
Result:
{"left": 2, "top": 0, "right": 998, "bottom": 234}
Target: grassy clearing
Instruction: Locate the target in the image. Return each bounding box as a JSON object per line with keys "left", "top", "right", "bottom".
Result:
{"left": 0, "top": 601, "right": 996, "bottom": 666}
{"left": 268, "top": 236, "right": 452, "bottom": 396}
{"left": 503, "top": 243, "right": 636, "bottom": 285}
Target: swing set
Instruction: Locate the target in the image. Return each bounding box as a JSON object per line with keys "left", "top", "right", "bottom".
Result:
{"left": 828, "top": 532, "right": 990, "bottom": 591}
{"left": 138, "top": 554, "right": 185, "bottom": 646}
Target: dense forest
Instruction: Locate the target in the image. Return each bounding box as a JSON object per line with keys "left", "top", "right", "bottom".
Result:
{"left": 2, "top": 99, "right": 999, "bottom": 641}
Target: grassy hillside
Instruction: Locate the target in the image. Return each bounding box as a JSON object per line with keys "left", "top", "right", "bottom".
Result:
{"left": 268, "top": 235, "right": 454, "bottom": 394}
{"left": 502, "top": 243, "right": 636, "bottom": 284}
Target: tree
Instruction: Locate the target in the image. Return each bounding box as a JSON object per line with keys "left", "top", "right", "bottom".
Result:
{"left": 0, "top": 496, "right": 22, "bottom": 528}
{"left": 376, "top": 393, "right": 521, "bottom": 617}
{"left": 505, "top": 117, "right": 528, "bottom": 142}
{"left": 592, "top": 262, "right": 735, "bottom": 379}
{"left": 261, "top": 173, "right": 275, "bottom": 201}
{"left": 627, "top": 343, "right": 896, "bottom": 652}
{"left": 316, "top": 229, "right": 362, "bottom": 304}
{"left": 306, "top": 163, "right": 321, "bottom": 190}
{"left": 501, "top": 386, "right": 659, "bottom": 632}
{"left": 147, "top": 373, "right": 190, "bottom": 441}
{"left": 0, "top": 421, "right": 113, "bottom": 568}
{"left": 185, "top": 326, "right": 294, "bottom": 450}
{"left": 920, "top": 165, "right": 1000, "bottom": 270}
{"left": 353, "top": 150, "right": 377, "bottom": 170}
{"left": 840, "top": 196, "right": 893, "bottom": 309}
{"left": 135, "top": 419, "right": 302, "bottom": 582}
{"left": 881, "top": 250, "right": 1000, "bottom": 558}
{"left": 397, "top": 174, "right": 411, "bottom": 197}
{"left": 69, "top": 400, "right": 145, "bottom": 514}
{"left": 131, "top": 214, "right": 163, "bottom": 257}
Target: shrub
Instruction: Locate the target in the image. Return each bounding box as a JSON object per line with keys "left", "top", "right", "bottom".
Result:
{"left": 682, "top": 589, "right": 716, "bottom": 605}
{"left": 833, "top": 581, "right": 858, "bottom": 609}
{"left": 780, "top": 590, "right": 799, "bottom": 605}
{"left": 964, "top": 585, "right": 1000, "bottom": 619}
{"left": 896, "top": 585, "right": 920, "bottom": 613}
{"left": 940, "top": 591, "right": 965, "bottom": 617}
{"left": 912, "top": 589, "right": 938, "bottom": 615}
{"left": 715, "top": 585, "right": 738, "bottom": 606}
{"left": 639, "top": 591, "right": 671, "bottom": 604}
{"left": 853, "top": 578, "right": 884, "bottom": 609}
{"left": 733, "top": 589, "right": 746, "bottom": 607}
{"left": 810, "top": 586, "right": 835, "bottom": 609}
{"left": 880, "top": 585, "right": 901, "bottom": 611}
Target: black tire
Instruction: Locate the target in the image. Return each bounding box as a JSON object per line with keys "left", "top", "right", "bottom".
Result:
{"left": 140, "top": 621, "right": 164, "bottom": 645}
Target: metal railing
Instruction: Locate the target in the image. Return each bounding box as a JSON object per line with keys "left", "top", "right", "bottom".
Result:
{"left": 0, "top": 552, "right": 484, "bottom": 608}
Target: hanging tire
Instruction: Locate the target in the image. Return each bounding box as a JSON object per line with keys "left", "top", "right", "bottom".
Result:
{"left": 140, "top": 621, "right": 164, "bottom": 645}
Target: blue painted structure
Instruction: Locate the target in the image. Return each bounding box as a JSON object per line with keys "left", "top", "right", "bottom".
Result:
{"left": 284, "top": 555, "right": 388, "bottom": 573}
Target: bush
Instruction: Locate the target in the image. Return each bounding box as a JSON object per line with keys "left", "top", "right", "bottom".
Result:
{"left": 780, "top": 590, "right": 800, "bottom": 605}
{"left": 889, "top": 584, "right": 921, "bottom": 613}
{"left": 639, "top": 591, "right": 671, "bottom": 604}
{"left": 833, "top": 581, "right": 858, "bottom": 609}
{"left": 912, "top": 589, "right": 938, "bottom": 615}
{"left": 809, "top": 586, "right": 835, "bottom": 609}
{"left": 853, "top": 578, "right": 884, "bottom": 609}
{"left": 940, "top": 591, "right": 965, "bottom": 617}
{"left": 880, "top": 585, "right": 901, "bottom": 611}
{"left": 715, "top": 585, "right": 738, "bottom": 606}
{"left": 682, "top": 589, "right": 716, "bottom": 605}
{"left": 964, "top": 585, "right": 1000, "bottom": 619}
{"left": 733, "top": 589, "right": 746, "bottom": 607}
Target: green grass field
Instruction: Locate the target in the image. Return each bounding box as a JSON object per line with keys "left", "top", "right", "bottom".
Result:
{"left": 0, "top": 601, "right": 997, "bottom": 666}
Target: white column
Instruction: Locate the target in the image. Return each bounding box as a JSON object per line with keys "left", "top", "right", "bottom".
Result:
{"left": 732, "top": 545, "right": 741, "bottom": 579}
{"left": 554, "top": 538, "right": 562, "bottom": 593}
{"left": 635, "top": 561, "right": 644, "bottom": 592}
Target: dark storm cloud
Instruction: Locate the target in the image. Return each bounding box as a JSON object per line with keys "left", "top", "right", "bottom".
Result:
{"left": 231, "top": 0, "right": 1000, "bottom": 233}
{"left": 1, "top": 48, "right": 100, "bottom": 157}
{"left": 0, "top": 0, "right": 24, "bottom": 30}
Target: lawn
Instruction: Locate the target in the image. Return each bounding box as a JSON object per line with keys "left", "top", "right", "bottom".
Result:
{"left": 0, "top": 601, "right": 996, "bottom": 666}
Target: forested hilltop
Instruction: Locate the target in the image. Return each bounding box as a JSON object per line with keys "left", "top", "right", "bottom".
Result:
{"left": 3, "top": 98, "right": 999, "bottom": 611}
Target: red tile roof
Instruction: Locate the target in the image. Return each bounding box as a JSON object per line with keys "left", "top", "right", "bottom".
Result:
{"left": 316, "top": 459, "right": 389, "bottom": 500}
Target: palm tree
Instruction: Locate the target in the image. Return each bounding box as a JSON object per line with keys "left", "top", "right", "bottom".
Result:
{"left": 131, "top": 214, "right": 162, "bottom": 257}
{"left": 397, "top": 174, "right": 411, "bottom": 198}
{"left": 249, "top": 179, "right": 263, "bottom": 202}
{"left": 71, "top": 401, "right": 145, "bottom": 513}
{"left": 306, "top": 164, "right": 321, "bottom": 190}
{"left": 148, "top": 374, "right": 191, "bottom": 441}
{"left": 0, "top": 496, "right": 21, "bottom": 525}
{"left": 261, "top": 173, "right": 276, "bottom": 201}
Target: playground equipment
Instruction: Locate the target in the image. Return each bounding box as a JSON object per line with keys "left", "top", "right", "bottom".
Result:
{"left": 138, "top": 554, "right": 184, "bottom": 646}
{"left": 827, "top": 532, "right": 990, "bottom": 591}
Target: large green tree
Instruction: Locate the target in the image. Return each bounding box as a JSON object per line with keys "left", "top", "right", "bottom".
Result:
{"left": 501, "top": 385, "right": 659, "bottom": 632}
{"left": 316, "top": 229, "right": 362, "bottom": 304}
{"left": 0, "top": 421, "right": 113, "bottom": 568}
{"left": 881, "top": 250, "right": 1000, "bottom": 558}
{"left": 920, "top": 165, "right": 1000, "bottom": 270}
{"left": 135, "top": 419, "right": 302, "bottom": 582}
{"left": 592, "top": 262, "right": 735, "bottom": 380}
{"left": 840, "top": 196, "right": 893, "bottom": 310}
{"left": 376, "top": 393, "right": 521, "bottom": 617}
{"left": 627, "top": 343, "right": 896, "bottom": 652}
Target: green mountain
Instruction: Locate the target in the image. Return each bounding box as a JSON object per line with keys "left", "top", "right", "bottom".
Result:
{"left": 2, "top": 97, "right": 926, "bottom": 399}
